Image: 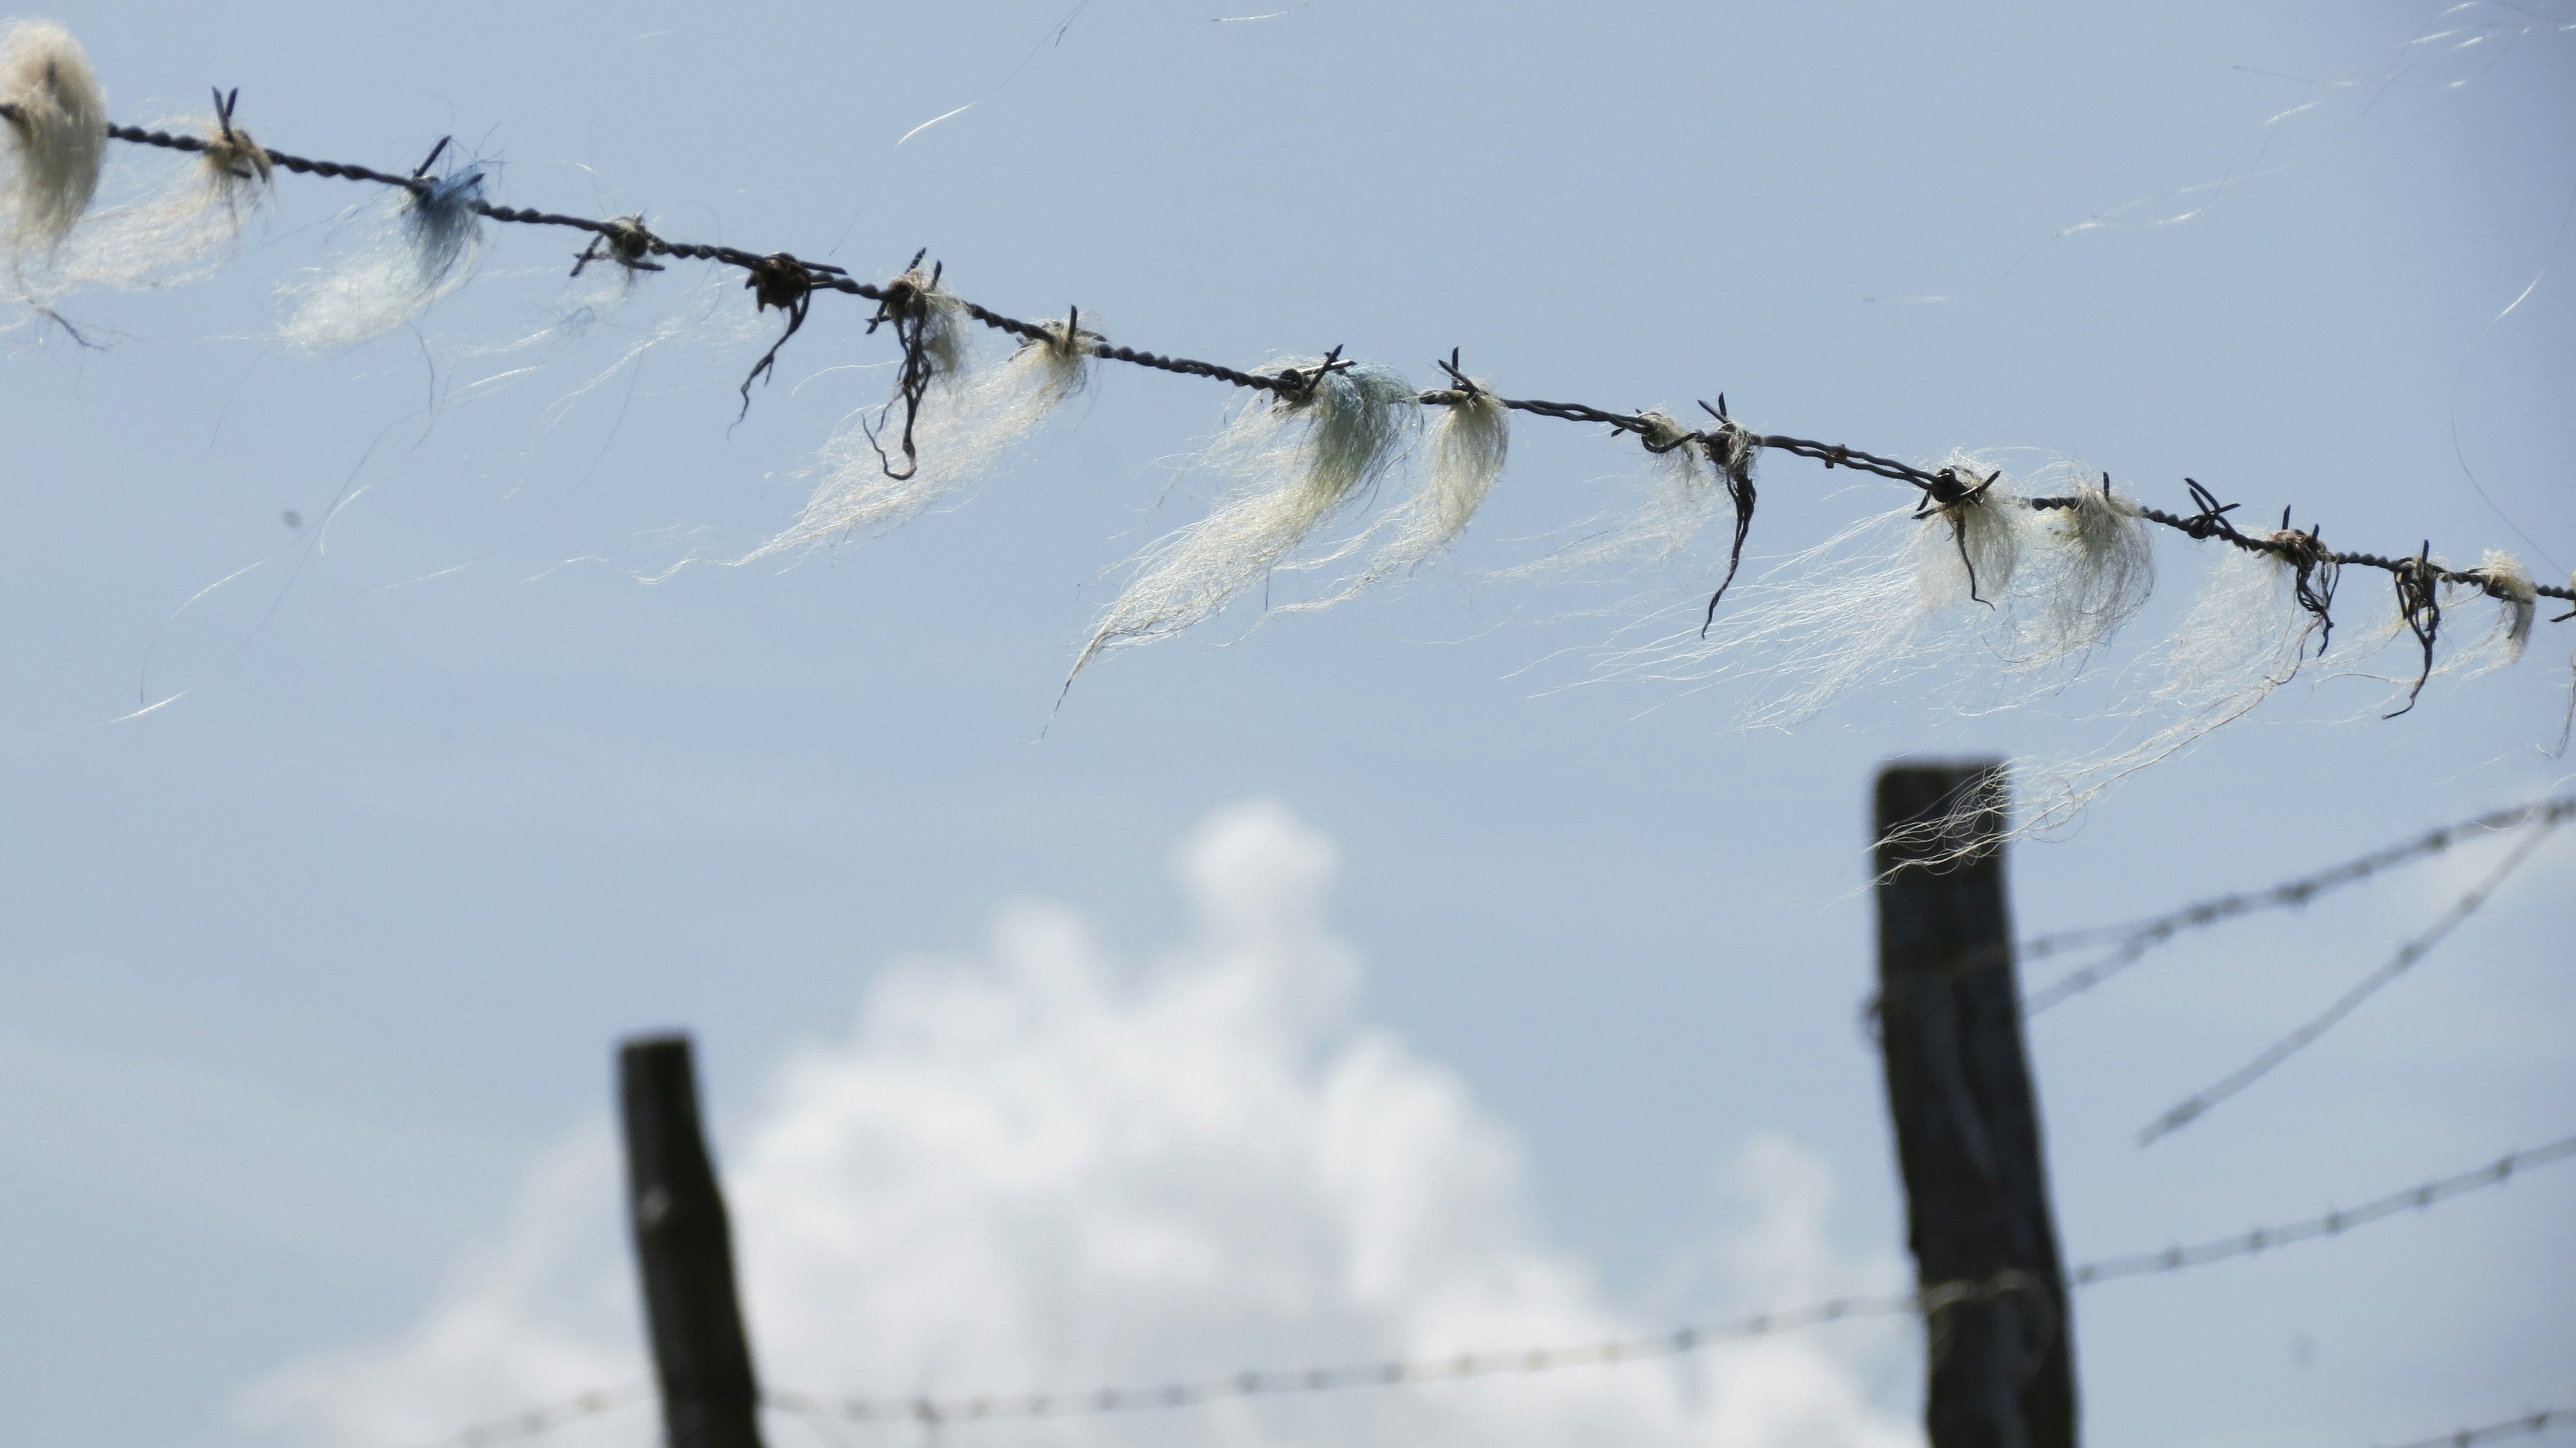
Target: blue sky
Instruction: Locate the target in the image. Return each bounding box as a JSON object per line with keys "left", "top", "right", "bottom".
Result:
{"left": 1, "top": 3, "right": 2570, "bottom": 1447}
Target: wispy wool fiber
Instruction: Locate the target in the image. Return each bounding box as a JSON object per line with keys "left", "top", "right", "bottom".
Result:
{"left": 0, "top": 19, "right": 106, "bottom": 267}
{"left": 1290, "top": 380, "right": 1509, "bottom": 609}
{"left": 2458, "top": 549, "right": 2537, "bottom": 674}
{"left": 750, "top": 312, "right": 1094, "bottom": 561}
{"left": 1071, "top": 359, "right": 1417, "bottom": 681}
{"left": 281, "top": 169, "right": 485, "bottom": 350}
{"left": 53, "top": 108, "right": 271, "bottom": 291}
{"left": 2010, "top": 466, "right": 2155, "bottom": 671}
{"left": 1600, "top": 453, "right": 2036, "bottom": 728}
{"left": 2004, "top": 542, "right": 2326, "bottom": 845}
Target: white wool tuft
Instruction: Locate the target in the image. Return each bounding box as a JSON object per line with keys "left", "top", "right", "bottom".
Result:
{"left": 1070, "top": 359, "right": 1417, "bottom": 681}
{"left": 2457, "top": 548, "right": 2537, "bottom": 674}
{"left": 0, "top": 19, "right": 106, "bottom": 267}
{"left": 48, "top": 109, "right": 271, "bottom": 291}
{"left": 2008, "top": 465, "right": 2155, "bottom": 670}
{"left": 1287, "top": 381, "right": 1509, "bottom": 610}
{"left": 281, "top": 169, "right": 486, "bottom": 350}
{"left": 748, "top": 311, "right": 1094, "bottom": 560}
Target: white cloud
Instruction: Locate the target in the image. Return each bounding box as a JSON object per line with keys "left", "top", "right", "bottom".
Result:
{"left": 242, "top": 801, "right": 1918, "bottom": 1448}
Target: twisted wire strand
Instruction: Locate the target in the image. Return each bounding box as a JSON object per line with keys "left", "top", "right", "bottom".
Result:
{"left": 2139, "top": 816, "right": 2562, "bottom": 1144}
{"left": 92, "top": 120, "right": 2576, "bottom": 614}
{"left": 2378, "top": 1409, "right": 2569, "bottom": 1448}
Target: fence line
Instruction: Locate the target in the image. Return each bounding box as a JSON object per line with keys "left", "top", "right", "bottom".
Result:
{"left": 410, "top": 1132, "right": 2573, "bottom": 1443}
{"left": 72, "top": 113, "right": 2576, "bottom": 659}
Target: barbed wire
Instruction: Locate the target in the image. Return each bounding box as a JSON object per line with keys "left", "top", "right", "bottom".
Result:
{"left": 2138, "top": 815, "right": 2562, "bottom": 1144}
{"left": 400, "top": 1132, "right": 2571, "bottom": 1444}
{"left": 75, "top": 113, "right": 2576, "bottom": 648}
{"left": 1856, "top": 791, "right": 2575, "bottom": 1026}
{"left": 2018, "top": 793, "right": 2576, "bottom": 1013}
{"left": 2379, "top": 1409, "right": 2568, "bottom": 1448}
{"left": 742, "top": 1132, "right": 2573, "bottom": 1427}
{"left": 2076, "top": 1134, "right": 2576, "bottom": 1282}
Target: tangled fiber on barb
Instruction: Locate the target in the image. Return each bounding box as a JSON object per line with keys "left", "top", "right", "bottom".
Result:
{"left": 744, "top": 310, "right": 1094, "bottom": 562}
{"left": 53, "top": 106, "right": 270, "bottom": 291}
{"left": 841, "top": 256, "right": 972, "bottom": 474}
{"left": 281, "top": 166, "right": 485, "bottom": 349}
{"left": 1286, "top": 376, "right": 1508, "bottom": 609}
{"left": 2454, "top": 549, "right": 2537, "bottom": 676}
{"left": 2009, "top": 464, "right": 2155, "bottom": 670}
{"left": 0, "top": 19, "right": 106, "bottom": 273}
{"left": 1068, "top": 357, "right": 1417, "bottom": 683}
{"left": 1599, "top": 451, "right": 2035, "bottom": 727}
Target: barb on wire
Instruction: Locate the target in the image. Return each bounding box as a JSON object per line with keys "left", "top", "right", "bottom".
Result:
{"left": 2389, "top": 541, "right": 2445, "bottom": 719}
{"left": 2140, "top": 816, "right": 2562, "bottom": 1145}
{"left": 737, "top": 253, "right": 819, "bottom": 423}
{"left": 2377, "top": 1408, "right": 2568, "bottom": 1448}
{"left": 82, "top": 116, "right": 2576, "bottom": 629}
{"left": 2020, "top": 792, "right": 2576, "bottom": 1014}
{"left": 1697, "top": 395, "right": 1758, "bottom": 634}
{"left": 744, "top": 1134, "right": 2575, "bottom": 1428}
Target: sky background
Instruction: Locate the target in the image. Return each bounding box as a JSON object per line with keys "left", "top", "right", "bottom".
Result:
{"left": 1, "top": 3, "right": 2571, "bottom": 1447}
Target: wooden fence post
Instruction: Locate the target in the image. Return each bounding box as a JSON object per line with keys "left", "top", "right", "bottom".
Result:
{"left": 620, "top": 1033, "right": 767, "bottom": 1448}
{"left": 1872, "top": 761, "right": 2077, "bottom": 1448}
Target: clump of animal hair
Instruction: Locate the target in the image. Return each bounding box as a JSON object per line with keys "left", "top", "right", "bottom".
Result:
{"left": 280, "top": 153, "right": 485, "bottom": 350}
{"left": 2453, "top": 549, "right": 2537, "bottom": 675}
{"left": 1069, "top": 356, "right": 1417, "bottom": 683}
{"left": 1596, "top": 450, "right": 2036, "bottom": 727}
{"left": 745, "top": 309, "right": 1097, "bottom": 562}
{"left": 0, "top": 19, "right": 108, "bottom": 270}
{"left": 2007, "top": 464, "right": 2155, "bottom": 671}
{"left": 50, "top": 93, "right": 273, "bottom": 292}
{"left": 1286, "top": 358, "right": 1508, "bottom": 609}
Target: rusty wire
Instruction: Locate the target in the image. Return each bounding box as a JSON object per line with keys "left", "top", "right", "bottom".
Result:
{"left": 92, "top": 117, "right": 2576, "bottom": 639}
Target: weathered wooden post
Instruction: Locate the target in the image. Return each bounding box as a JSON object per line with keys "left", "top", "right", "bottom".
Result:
{"left": 620, "top": 1033, "right": 766, "bottom": 1448}
{"left": 1872, "top": 761, "right": 2077, "bottom": 1448}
